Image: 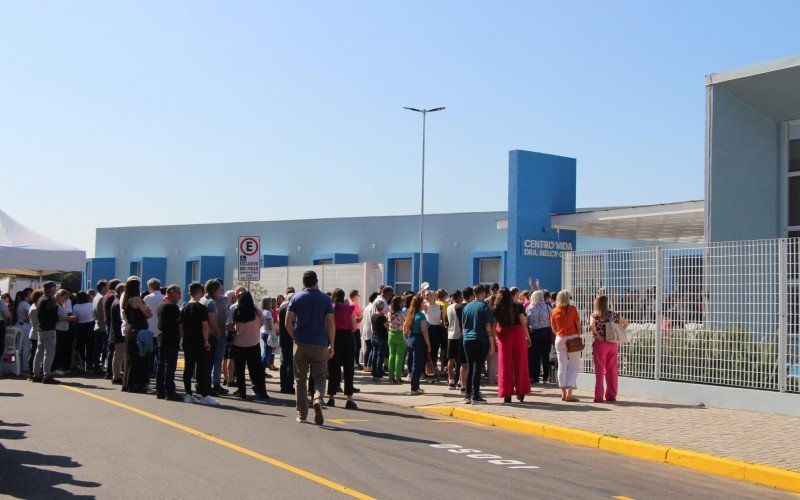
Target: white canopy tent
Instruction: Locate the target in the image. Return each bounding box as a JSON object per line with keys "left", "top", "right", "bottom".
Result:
{"left": 0, "top": 209, "right": 86, "bottom": 278}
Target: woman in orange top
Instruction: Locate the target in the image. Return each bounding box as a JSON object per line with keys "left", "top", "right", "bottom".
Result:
{"left": 550, "top": 290, "right": 582, "bottom": 402}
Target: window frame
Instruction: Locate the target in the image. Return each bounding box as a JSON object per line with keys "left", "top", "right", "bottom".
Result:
{"left": 478, "top": 257, "right": 501, "bottom": 285}
{"left": 787, "top": 120, "right": 800, "bottom": 235}
{"left": 394, "top": 259, "right": 413, "bottom": 295}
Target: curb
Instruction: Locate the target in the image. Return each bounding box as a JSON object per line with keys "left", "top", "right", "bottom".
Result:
{"left": 417, "top": 405, "right": 800, "bottom": 494}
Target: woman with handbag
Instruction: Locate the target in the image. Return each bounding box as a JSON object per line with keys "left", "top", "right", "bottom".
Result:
{"left": 492, "top": 287, "right": 531, "bottom": 403}
{"left": 589, "top": 294, "right": 628, "bottom": 403}
{"left": 550, "top": 290, "right": 582, "bottom": 402}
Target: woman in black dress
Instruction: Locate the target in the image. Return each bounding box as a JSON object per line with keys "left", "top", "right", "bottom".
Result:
{"left": 121, "top": 277, "right": 153, "bottom": 393}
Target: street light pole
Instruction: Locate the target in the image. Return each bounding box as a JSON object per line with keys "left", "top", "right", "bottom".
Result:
{"left": 404, "top": 106, "right": 445, "bottom": 290}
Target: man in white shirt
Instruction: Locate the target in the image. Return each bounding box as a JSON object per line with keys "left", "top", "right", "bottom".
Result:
{"left": 143, "top": 279, "right": 163, "bottom": 376}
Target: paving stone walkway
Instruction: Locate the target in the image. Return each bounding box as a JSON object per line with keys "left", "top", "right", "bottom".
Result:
{"left": 349, "top": 371, "right": 800, "bottom": 472}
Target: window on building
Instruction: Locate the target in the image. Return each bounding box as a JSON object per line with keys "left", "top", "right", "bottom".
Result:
{"left": 315, "top": 258, "right": 333, "bottom": 265}
{"left": 394, "top": 259, "right": 412, "bottom": 295}
{"left": 85, "top": 262, "right": 92, "bottom": 289}
{"left": 478, "top": 258, "right": 501, "bottom": 285}
{"left": 132, "top": 261, "right": 142, "bottom": 278}
{"left": 190, "top": 261, "right": 200, "bottom": 282}
{"left": 789, "top": 121, "right": 800, "bottom": 235}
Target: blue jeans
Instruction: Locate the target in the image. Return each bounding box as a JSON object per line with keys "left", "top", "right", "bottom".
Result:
{"left": 260, "top": 331, "right": 275, "bottom": 368}
{"left": 371, "top": 338, "right": 387, "bottom": 378}
{"left": 156, "top": 345, "right": 179, "bottom": 396}
{"left": 211, "top": 335, "right": 226, "bottom": 387}
{"left": 407, "top": 335, "right": 427, "bottom": 391}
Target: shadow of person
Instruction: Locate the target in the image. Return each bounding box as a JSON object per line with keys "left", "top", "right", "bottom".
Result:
{"left": 0, "top": 429, "right": 27, "bottom": 440}
{"left": 0, "top": 442, "right": 101, "bottom": 498}
{"left": 0, "top": 419, "right": 30, "bottom": 427}
{"left": 0, "top": 392, "right": 24, "bottom": 397}
{"left": 59, "top": 381, "right": 114, "bottom": 391}
{"left": 320, "top": 426, "right": 439, "bottom": 444}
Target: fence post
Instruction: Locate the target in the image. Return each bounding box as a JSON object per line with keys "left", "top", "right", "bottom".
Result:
{"left": 778, "top": 239, "right": 788, "bottom": 393}
{"left": 655, "top": 246, "right": 663, "bottom": 381}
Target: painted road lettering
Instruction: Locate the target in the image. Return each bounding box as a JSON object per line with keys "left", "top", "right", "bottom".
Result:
{"left": 430, "top": 444, "right": 539, "bottom": 470}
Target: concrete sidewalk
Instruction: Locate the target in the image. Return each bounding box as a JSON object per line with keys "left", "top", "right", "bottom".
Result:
{"left": 350, "top": 371, "right": 800, "bottom": 474}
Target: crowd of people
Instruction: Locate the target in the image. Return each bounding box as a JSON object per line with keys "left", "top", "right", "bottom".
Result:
{"left": 2, "top": 271, "right": 628, "bottom": 425}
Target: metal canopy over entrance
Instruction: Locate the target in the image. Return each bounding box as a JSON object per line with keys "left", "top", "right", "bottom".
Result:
{"left": 550, "top": 200, "right": 705, "bottom": 243}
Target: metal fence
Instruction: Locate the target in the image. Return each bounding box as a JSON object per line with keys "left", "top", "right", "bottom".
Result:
{"left": 561, "top": 238, "right": 800, "bottom": 393}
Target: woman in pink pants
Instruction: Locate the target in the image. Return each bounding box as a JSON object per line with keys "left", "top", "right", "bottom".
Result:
{"left": 492, "top": 288, "right": 531, "bottom": 403}
{"left": 589, "top": 294, "right": 629, "bottom": 403}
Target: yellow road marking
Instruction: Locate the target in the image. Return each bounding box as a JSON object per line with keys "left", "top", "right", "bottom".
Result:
{"left": 614, "top": 496, "right": 638, "bottom": 500}
{"left": 327, "top": 419, "right": 369, "bottom": 425}
{"left": 59, "top": 385, "right": 373, "bottom": 499}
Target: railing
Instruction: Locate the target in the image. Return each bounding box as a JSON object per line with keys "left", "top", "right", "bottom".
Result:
{"left": 561, "top": 238, "right": 800, "bottom": 393}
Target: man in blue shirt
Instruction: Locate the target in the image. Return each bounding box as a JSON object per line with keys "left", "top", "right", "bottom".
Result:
{"left": 461, "top": 284, "right": 496, "bottom": 404}
{"left": 286, "top": 271, "right": 335, "bottom": 425}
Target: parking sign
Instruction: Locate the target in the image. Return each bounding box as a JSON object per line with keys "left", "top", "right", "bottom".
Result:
{"left": 238, "top": 236, "right": 261, "bottom": 282}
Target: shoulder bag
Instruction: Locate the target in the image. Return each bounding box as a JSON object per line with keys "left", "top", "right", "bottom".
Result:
{"left": 605, "top": 320, "right": 628, "bottom": 344}
{"left": 566, "top": 336, "right": 585, "bottom": 353}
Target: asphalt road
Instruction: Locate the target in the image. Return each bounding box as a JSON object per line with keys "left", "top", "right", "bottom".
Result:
{"left": 0, "top": 374, "right": 793, "bottom": 499}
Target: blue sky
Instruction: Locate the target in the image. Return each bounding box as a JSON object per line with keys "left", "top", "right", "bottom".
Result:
{"left": 2, "top": 1, "right": 799, "bottom": 256}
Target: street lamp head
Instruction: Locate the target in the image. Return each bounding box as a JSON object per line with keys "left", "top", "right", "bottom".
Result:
{"left": 428, "top": 107, "right": 445, "bottom": 112}
{"left": 403, "top": 107, "right": 422, "bottom": 112}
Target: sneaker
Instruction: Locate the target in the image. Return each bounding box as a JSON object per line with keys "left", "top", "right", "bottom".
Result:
{"left": 503, "top": 396, "right": 512, "bottom": 403}
{"left": 184, "top": 394, "right": 197, "bottom": 403}
{"left": 462, "top": 398, "right": 472, "bottom": 404}
{"left": 410, "top": 389, "right": 425, "bottom": 395}
{"left": 312, "top": 402, "right": 324, "bottom": 425}
{"left": 214, "top": 385, "right": 229, "bottom": 395}
{"left": 472, "top": 396, "right": 488, "bottom": 404}
{"left": 31, "top": 375, "right": 43, "bottom": 383}
{"left": 197, "top": 395, "right": 220, "bottom": 406}
{"left": 326, "top": 397, "right": 335, "bottom": 407}
{"left": 156, "top": 393, "right": 166, "bottom": 400}
{"left": 459, "top": 386, "right": 466, "bottom": 393}
{"left": 111, "top": 378, "right": 123, "bottom": 385}
{"left": 344, "top": 400, "right": 358, "bottom": 410}
{"left": 166, "top": 394, "right": 183, "bottom": 402}
{"left": 353, "top": 387, "right": 361, "bottom": 393}
{"left": 52, "top": 370, "right": 65, "bottom": 376}
{"left": 516, "top": 394, "right": 526, "bottom": 402}
{"left": 355, "top": 363, "right": 364, "bottom": 370}
{"left": 296, "top": 415, "right": 307, "bottom": 423}
{"left": 42, "top": 377, "right": 60, "bottom": 384}
{"left": 448, "top": 383, "right": 457, "bottom": 390}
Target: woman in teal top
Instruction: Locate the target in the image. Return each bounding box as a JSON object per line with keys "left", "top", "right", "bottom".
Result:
{"left": 403, "top": 295, "right": 430, "bottom": 395}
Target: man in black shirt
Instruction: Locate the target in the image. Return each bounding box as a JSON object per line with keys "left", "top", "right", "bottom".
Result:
{"left": 156, "top": 284, "right": 182, "bottom": 401}
{"left": 180, "top": 282, "right": 217, "bottom": 405}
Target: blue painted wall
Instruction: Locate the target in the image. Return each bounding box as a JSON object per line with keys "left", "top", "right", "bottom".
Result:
{"left": 85, "top": 258, "right": 116, "bottom": 290}
{"left": 96, "top": 211, "right": 506, "bottom": 293}
{"left": 506, "top": 150, "right": 577, "bottom": 290}
{"left": 708, "top": 86, "right": 781, "bottom": 241}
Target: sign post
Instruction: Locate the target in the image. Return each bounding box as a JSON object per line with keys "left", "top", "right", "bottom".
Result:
{"left": 238, "top": 236, "right": 261, "bottom": 289}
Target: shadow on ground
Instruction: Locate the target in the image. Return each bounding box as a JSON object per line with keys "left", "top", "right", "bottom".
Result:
{"left": 0, "top": 419, "right": 101, "bottom": 499}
